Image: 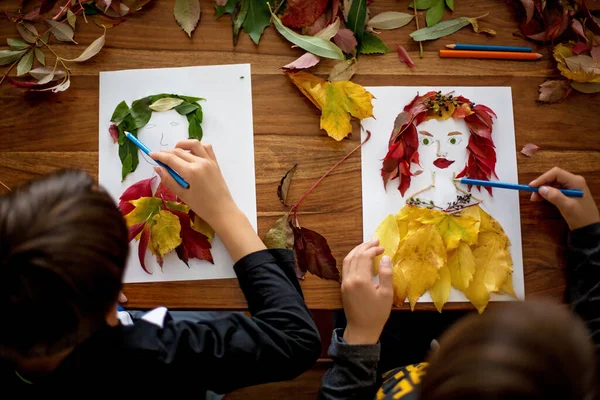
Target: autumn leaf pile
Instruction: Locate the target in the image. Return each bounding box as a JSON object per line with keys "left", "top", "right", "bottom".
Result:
{"left": 382, "top": 92, "right": 497, "bottom": 197}
{"left": 109, "top": 94, "right": 205, "bottom": 180}
{"left": 2, "top": 0, "right": 151, "bottom": 92}
{"left": 120, "top": 177, "right": 214, "bottom": 273}
{"left": 374, "top": 205, "right": 515, "bottom": 314}
{"left": 506, "top": 0, "right": 600, "bottom": 100}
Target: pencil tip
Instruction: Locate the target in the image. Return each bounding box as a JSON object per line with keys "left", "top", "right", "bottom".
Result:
{"left": 536, "top": 53, "right": 543, "bottom": 59}
{"left": 446, "top": 44, "right": 455, "bottom": 49}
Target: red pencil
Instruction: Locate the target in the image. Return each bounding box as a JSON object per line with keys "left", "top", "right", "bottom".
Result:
{"left": 439, "top": 49, "right": 542, "bottom": 61}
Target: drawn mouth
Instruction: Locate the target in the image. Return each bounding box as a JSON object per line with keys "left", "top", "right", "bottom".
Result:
{"left": 433, "top": 158, "right": 455, "bottom": 169}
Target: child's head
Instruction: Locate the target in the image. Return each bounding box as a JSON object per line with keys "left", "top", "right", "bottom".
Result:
{"left": 0, "top": 170, "right": 128, "bottom": 362}
{"left": 421, "top": 301, "right": 596, "bottom": 399}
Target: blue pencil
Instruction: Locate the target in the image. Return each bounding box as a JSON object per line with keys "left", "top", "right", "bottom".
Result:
{"left": 456, "top": 178, "right": 583, "bottom": 198}
{"left": 446, "top": 44, "right": 533, "bottom": 53}
{"left": 125, "top": 132, "right": 190, "bottom": 189}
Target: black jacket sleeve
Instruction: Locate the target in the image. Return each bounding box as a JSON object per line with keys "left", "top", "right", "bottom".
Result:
{"left": 122, "top": 249, "right": 321, "bottom": 394}
{"left": 318, "top": 328, "right": 381, "bottom": 400}
{"left": 567, "top": 222, "right": 600, "bottom": 351}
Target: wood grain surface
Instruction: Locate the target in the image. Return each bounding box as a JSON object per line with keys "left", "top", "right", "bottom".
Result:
{"left": 1, "top": 0, "right": 598, "bottom": 312}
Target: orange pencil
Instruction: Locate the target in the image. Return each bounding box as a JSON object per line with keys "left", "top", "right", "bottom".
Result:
{"left": 439, "top": 49, "right": 542, "bottom": 61}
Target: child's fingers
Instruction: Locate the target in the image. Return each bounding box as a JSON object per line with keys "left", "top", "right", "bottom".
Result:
{"left": 173, "top": 148, "right": 197, "bottom": 163}
{"left": 176, "top": 139, "right": 210, "bottom": 159}
{"left": 154, "top": 166, "right": 185, "bottom": 196}
{"left": 377, "top": 256, "right": 393, "bottom": 296}
{"left": 204, "top": 143, "right": 217, "bottom": 162}
{"left": 530, "top": 192, "right": 543, "bottom": 202}
{"left": 150, "top": 151, "right": 189, "bottom": 171}
{"left": 530, "top": 167, "right": 581, "bottom": 189}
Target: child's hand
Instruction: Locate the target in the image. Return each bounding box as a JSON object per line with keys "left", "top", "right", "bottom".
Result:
{"left": 341, "top": 239, "right": 393, "bottom": 345}
{"left": 151, "top": 140, "right": 238, "bottom": 232}
{"left": 530, "top": 167, "right": 599, "bottom": 231}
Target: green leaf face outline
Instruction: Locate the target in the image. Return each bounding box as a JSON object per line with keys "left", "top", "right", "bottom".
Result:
{"left": 110, "top": 93, "right": 206, "bottom": 180}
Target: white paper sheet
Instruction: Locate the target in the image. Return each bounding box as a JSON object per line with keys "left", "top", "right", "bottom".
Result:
{"left": 361, "top": 87, "right": 524, "bottom": 303}
{"left": 99, "top": 64, "right": 255, "bottom": 283}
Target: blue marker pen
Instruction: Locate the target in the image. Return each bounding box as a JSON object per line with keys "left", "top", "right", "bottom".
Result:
{"left": 125, "top": 132, "right": 190, "bottom": 189}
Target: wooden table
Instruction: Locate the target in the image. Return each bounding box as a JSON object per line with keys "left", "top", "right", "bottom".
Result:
{"left": 1, "top": 0, "right": 599, "bottom": 311}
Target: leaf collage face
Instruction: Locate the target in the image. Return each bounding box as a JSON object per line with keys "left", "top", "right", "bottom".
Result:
{"left": 382, "top": 205, "right": 515, "bottom": 313}
{"left": 120, "top": 180, "right": 214, "bottom": 273}
{"left": 109, "top": 93, "right": 205, "bottom": 180}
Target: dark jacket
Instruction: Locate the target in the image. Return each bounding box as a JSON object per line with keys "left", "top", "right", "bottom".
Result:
{"left": 2, "top": 249, "right": 321, "bottom": 395}
{"left": 319, "top": 223, "right": 600, "bottom": 400}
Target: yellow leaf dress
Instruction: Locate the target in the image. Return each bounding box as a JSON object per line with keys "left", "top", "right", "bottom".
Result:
{"left": 374, "top": 204, "right": 515, "bottom": 313}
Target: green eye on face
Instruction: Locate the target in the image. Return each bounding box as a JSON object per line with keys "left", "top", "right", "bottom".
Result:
{"left": 420, "top": 137, "right": 433, "bottom": 146}
{"left": 448, "top": 137, "right": 462, "bottom": 145}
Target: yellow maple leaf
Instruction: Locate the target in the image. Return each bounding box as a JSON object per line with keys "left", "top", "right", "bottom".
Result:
{"left": 373, "top": 214, "right": 400, "bottom": 274}
{"left": 416, "top": 209, "right": 480, "bottom": 250}
{"left": 554, "top": 43, "right": 600, "bottom": 83}
{"left": 287, "top": 71, "right": 374, "bottom": 141}
{"left": 124, "top": 197, "right": 162, "bottom": 227}
{"left": 500, "top": 274, "right": 517, "bottom": 297}
{"left": 392, "top": 264, "right": 408, "bottom": 307}
{"left": 150, "top": 210, "right": 182, "bottom": 257}
{"left": 396, "top": 225, "right": 446, "bottom": 310}
{"left": 447, "top": 242, "right": 476, "bottom": 292}
{"left": 192, "top": 214, "right": 215, "bottom": 242}
{"left": 430, "top": 265, "right": 451, "bottom": 313}
{"left": 464, "top": 236, "right": 512, "bottom": 314}
{"left": 463, "top": 206, "right": 510, "bottom": 246}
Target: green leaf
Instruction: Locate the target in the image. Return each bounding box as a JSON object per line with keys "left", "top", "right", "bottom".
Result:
{"left": 264, "top": 215, "right": 293, "bottom": 249}
{"left": 216, "top": 0, "right": 239, "bottom": 18}
{"left": 426, "top": 0, "right": 445, "bottom": 27}
{"left": 445, "top": 0, "right": 454, "bottom": 11}
{"left": 119, "top": 137, "right": 139, "bottom": 181}
{"left": 0, "top": 49, "right": 26, "bottom": 66}
{"left": 149, "top": 97, "right": 185, "bottom": 112}
{"left": 187, "top": 114, "right": 203, "bottom": 140}
{"left": 347, "top": 0, "right": 367, "bottom": 46}
{"left": 194, "top": 107, "right": 203, "bottom": 123}
{"left": 233, "top": 0, "right": 249, "bottom": 45}
{"left": 408, "top": 0, "right": 436, "bottom": 10}
{"left": 46, "top": 20, "right": 77, "bottom": 43}
{"left": 359, "top": 33, "right": 390, "bottom": 54}
{"left": 17, "top": 23, "right": 38, "bottom": 43}
{"left": 175, "top": 101, "right": 200, "bottom": 115}
{"left": 174, "top": 0, "right": 201, "bottom": 38}
{"left": 368, "top": 12, "right": 414, "bottom": 30}
{"left": 67, "top": 9, "right": 77, "bottom": 28}
{"left": 34, "top": 48, "right": 45, "bottom": 65}
{"left": 17, "top": 49, "right": 34, "bottom": 76}
{"left": 130, "top": 97, "right": 152, "bottom": 129}
{"left": 410, "top": 14, "right": 489, "bottom": 41}
{"left": 270, "top": 6, "right": 345, "bottom": 60}
{"left": 242, "top": 0, "right": 271, "bottom": 45}
{"left": 8, "top": 38, "right": 29, "bottom": 50}
{"left": 111, "top": 101, "right": 131, "bottom": 123}
{"left": 177, "top": 95, "right": 205, "bottom": 103}
{"left": 165, "top": 201, "right": 190, "bottom": 213}
{"left": 62, "top": 28, "right": 106, "bottom": 62}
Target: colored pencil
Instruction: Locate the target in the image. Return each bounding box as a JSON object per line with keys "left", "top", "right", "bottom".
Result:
{"left": 125, "top": 132, "right": 190, "bottom": 189}
{"left": 439, "top": 49, "right": 542, "bottom": 61}
{"left": 446, "top": 44, "right": 533, "bottom": 53}
{"left": 456, "top": 178, "right": 583, "bottom": 198}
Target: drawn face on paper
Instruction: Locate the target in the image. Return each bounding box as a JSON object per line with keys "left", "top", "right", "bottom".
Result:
{"left": 417, "top": 118, "right": 470, "bottom": 177}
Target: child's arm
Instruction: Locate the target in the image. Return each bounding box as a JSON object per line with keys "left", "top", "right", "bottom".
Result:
{"left": 530, "top": 168, "right": 600, "bottom": 348}
{"left": 319, "top": 240, "right": 394, "bottom": 400}
{"left": 142, "top": 142, "right": 320, "bottom": 392}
